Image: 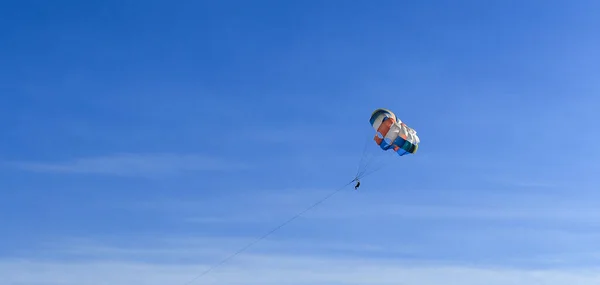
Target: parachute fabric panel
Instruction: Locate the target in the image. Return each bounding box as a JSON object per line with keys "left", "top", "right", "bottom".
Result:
{"left": 369, "top": 108, "right": 420, "bottom": 156}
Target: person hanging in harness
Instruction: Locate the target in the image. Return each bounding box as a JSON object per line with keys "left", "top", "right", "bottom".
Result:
{"left": 354, "top": 179, "right": 361, "bottom": 190}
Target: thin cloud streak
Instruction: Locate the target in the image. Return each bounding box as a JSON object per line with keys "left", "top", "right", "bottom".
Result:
{"left": 131, "top": 188, "right": 600, "bottom": 224}
{"left": 25, "top": 236, "right": 420, "bottom": 266}
{"left": 3, "top": 253, "right": 600, "bottom": 285}
{"left": 6, "top": 233, "right": 600, "bottom": 285}
{"left": 310, "top": 204, "right": 600, "bottom": 222}
{"left": 7, "top": 153, "right": 250, "bottom": 177}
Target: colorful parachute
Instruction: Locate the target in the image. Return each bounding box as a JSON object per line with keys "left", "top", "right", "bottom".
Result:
{"left": 369, "top": 108, "right": 420, "bottom": 156}
{"left": 354, "top": 108, "right": 420, "bottom": 180}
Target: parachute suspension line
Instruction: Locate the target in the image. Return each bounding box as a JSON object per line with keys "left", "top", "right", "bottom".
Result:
{"left": 356, "top": 158, "right": 375, "bottom": 179}
{"left": 181, "top": 180, "right": 356, "bottom": 285}
{"left": 355, "top": 136, "right": 387, "bottom": 180}
{"left": 356, "top": 155, "right": 375, "bottom": 180}
{"left": 354, "top": 135, "right": 371, "bottom": 180}
{"left": 356, "top": 153, "right": 390, "bottom": 180}
{"left": 357, "top": 159, "right": 389, "bottom": 180}
{"left": 355, "top": 142, "right": 390, "bottom": 180}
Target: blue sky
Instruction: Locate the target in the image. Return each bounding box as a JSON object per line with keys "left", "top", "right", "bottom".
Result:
{"left": 2, "top": 0, "right": 600, "bottom": 284}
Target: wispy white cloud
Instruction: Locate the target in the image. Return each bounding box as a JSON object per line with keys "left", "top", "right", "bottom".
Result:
{"left": 3, "top": 236, "right": 600, "bottom": 285}
{"left": 4, "top": 258, "right": 600, "bottom": 285}
{"left": 131, "top": 185, "right": 600, "bottom": 224}
{"left": 30, "top": 236, "right": 419, "bottom": 263}
{"left": 130, "top": 186, "right": 342, "bottom": 223}
{"left": 309, "top": 203, "right": 600, "bottom": 222}
{"left": 240, "top": 126, "right": 331, "bottom": 145}
{"left": 509, "top": 181, "right": 557, "bottom": 188}
{"left": 483, "top": 174, "right": 560, "bottom": 189}
{"left": 7, "top": 153, "right": 250, "bottom": 177}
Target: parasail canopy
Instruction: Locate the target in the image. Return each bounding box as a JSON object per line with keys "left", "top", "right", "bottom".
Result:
{"left": 369, "top": 108, "right": 420, "bottom": 156}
